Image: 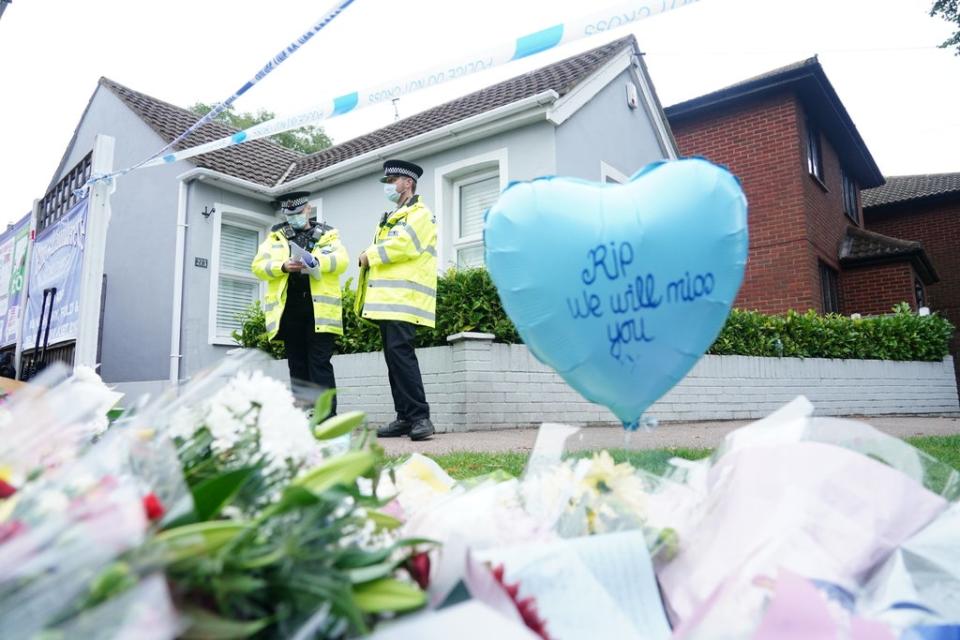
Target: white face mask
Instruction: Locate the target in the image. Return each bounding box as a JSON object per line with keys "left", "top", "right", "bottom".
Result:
{"left": 384, "top": 182, "right": 401, "bottom": 203}
{"left": 286, "top": 212, "right": 308, "bottom": 229}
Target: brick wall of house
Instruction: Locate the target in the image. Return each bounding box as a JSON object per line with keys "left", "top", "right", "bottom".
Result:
{"left": 866, "top": 198, "right": 960, "bottom": 376}
{"left": 840, "top": 262, "right": 917, "bottom": 316}
{"left": 670, "top": 93, "right": 861, "bottom": 315}
{"left": 799, "top": 118, "right": 863, "bottom": 314}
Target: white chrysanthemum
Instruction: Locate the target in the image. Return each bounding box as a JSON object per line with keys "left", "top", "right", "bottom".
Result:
{"left": 167, "top": 406, "right": 200, "bottom": 441}
{"left": 205, "top": 401, "right": 246, "bottom": 455}
{"left": 168, "top": 370, "right": 318, "bottom": 472}
{"left": 71, "top": 365, "right": 124, "bottom": 441}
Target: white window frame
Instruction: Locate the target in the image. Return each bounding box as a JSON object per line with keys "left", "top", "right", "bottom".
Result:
{"left": 600, "top": 161, "right": 630, "bottom": 185}
{"left": 208, "top": 203, "right": 275, "bottom": 346}
{"left": 452, "top": 169, "right": 499, "bottom": 268}
{"left": 433, "top": 148, "right": 509, "bottom": 270}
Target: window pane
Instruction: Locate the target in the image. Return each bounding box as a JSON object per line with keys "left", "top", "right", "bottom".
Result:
{"left": 221, "top": 224, "right": 260, "bottom": 273}
{"left": 819, "top": 263, "right": 839, "bottom": 314}
{"left": 459, "top": 176, "right": 499, "bottom": 239}
{"left": 456, "top": 244, "right": 485, "bottom": 269}
{"left": 217, "top": 276, "right": 258, "bottom": 336}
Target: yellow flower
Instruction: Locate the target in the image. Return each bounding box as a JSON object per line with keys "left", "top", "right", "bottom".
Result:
{"left": 582, "top": 451, "right": 634, "bottom": 495}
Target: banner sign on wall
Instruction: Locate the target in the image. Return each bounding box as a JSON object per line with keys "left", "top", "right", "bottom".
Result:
{"left": 0, "top": 213, "right": 32, "bottom": 347}
{"left": 23, "top": 199, "right": 87, "bottom": 347}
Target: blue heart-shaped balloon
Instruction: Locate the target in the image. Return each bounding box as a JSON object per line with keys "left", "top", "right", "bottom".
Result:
{"left": 484, "top": 159, "right": 748, "bottom": 429}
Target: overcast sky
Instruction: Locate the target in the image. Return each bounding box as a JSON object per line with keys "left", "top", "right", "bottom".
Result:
{"left": 0, "top": 0, "right": 957, "bottom": 227}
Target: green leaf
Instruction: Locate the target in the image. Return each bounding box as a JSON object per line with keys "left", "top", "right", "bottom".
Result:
{"left": 106, "top": 408, "right": 125, "bottom": 423}
{"left": 181, "top": 607, "right": 270, "bottom": 639}
{"left": 312, "top": 389, "right": 337, "bottom": 425}
{"left": 313, "top": 411, "right": 365, "bottom": 441}
{"left": 262, "top": 485, "right": 321, "bottom": 519}
{"left": 191, "top": 467, "right": 257, "bottom": 522}
{"left": 346, "top": 559, "right": 401, "bottom": 584}
{"left": 86, "top": 561, "right": 136, "bottom": 607}
{"left": 212, "top": 575, "right": 268, "bottom": 595}
{"left": 367, "top": 510, "right": 403, "bottom": 532}
{"left": 335, "top": 547, "right": 394, "bottom": 570}
{"left": 145, "top": 521, "right": 250, "bottom": 566}
{"left": 351, "top": 578, "right": 426, "bottom": 613}
{"left": 292, "top": 450, "right": 375, "bottom": 495}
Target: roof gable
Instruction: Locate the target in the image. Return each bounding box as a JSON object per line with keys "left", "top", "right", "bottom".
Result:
{"left": 99, "top": 77, "right": 302, "bottom": 186}
{"left": 664, "top": 57, "right": 884, "bottom": 189}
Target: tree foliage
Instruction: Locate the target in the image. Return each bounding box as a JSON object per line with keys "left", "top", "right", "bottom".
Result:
{"left": 930, "top": 0, "right": 960, "bottom": 55}
{"left": 190, "top": 102, "right": 333, "bottom": 154}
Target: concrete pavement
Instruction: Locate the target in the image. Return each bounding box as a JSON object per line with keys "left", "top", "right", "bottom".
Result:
{"left": 378, "top": 415, "right": 960, "bottom": 456}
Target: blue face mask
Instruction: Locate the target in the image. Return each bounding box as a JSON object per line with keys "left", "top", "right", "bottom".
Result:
{"left": 286, "top": 213, "right": 308, "bottom": 230}
{"left": 384, "top": 183, "right": 401, "bottom": 203}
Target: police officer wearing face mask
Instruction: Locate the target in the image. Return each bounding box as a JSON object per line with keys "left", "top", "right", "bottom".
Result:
{"left": 356, "top": 160, "right": 437, "bottom": 441}
{"left": 252, "top": 191, "right": 348, "bottom": 415}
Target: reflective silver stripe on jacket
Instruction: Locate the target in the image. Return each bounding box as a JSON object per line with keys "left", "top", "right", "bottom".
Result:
{"left": 263, "top": 301, "right": 278, "bottom": 313}
{"left": 264, "top": 261, "right": 274, "bottom": 274}
{"left": 266, "top": 321, "right": 278, "bottom": 333}
{"left": 271, "top": 243, "right": 286, "bottom": 249}
{"left": 425, "top": 245, "right": 437, "bottom": 257}
{"left": 363, "top": 303, "right": 435, "bottom": 322}
{"left": 315, "top": 318, "right": 343, "bottom": 330}
{"left": 377, "top": 245, "right": 390, "bottom": 264}
{"left": 312, "top": 294, "right": 341, "bottom": 306}
{"left": 368, "top": 279, "right": 436, "bottom": 298}
{"left": 404, "top": 225, "right": 424, "bottom": 253}
{"left": 327, "top": 256, "right": 337, "bottom": 273}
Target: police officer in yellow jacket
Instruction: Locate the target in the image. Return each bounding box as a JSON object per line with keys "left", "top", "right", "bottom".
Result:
{"left": 252, "top": 191, "right": 348, "bottom": 415}
{"left": 357, "top": 160, "right": 436, "bottom": 440}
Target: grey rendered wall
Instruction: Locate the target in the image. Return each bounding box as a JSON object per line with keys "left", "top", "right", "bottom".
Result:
{"left": 178, "top": 181, "right": 273, "bottom": 380}
{"left": 177, "top": 120, "right": 556, "bottom": 379}
{"left": 555, "top": 67, "right": 669, "bottom": 180}
{"left": 53, "top": 87, "right": 190, "bottom": 384}
{"left": 318, "top": 120, "right": 557, "bottom": 283}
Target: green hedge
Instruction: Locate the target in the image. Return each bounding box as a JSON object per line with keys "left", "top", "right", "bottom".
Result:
{"left": 233, "top": 271, "right": 954, "bottom": 362}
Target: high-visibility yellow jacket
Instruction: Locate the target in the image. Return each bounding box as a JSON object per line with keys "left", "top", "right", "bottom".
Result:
{"left": 251, "top": 223, "right": 348, "bottom": 338}
{"left": 355, "top": 195, "right": 438, "bottom": 328}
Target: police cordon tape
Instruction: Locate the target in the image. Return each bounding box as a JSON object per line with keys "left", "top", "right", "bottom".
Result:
{"left": 97, "top": 0, "right": 357, "bottom": 183}
{"left": 92, "top": 0, "right": 700, "bottom": 185}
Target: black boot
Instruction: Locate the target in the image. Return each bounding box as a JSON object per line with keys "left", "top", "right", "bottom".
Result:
{"left": 409, "top": 418, "right": 435, "bottom": 441}
{"left": 377, "top": 419, "right": 412, "bottom": 438}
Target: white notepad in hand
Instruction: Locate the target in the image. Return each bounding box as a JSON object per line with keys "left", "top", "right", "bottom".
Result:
{"left": 288, "top": 241, "right": 318, "bottom": 268}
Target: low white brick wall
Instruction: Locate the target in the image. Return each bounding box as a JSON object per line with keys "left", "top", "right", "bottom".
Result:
{"left": 330, "top": 334, "right": 960, "bottom": 432}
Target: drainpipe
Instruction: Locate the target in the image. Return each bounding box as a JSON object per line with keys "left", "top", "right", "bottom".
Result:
{"left": 169, "top": 179, "right": 189, "bottom": 385}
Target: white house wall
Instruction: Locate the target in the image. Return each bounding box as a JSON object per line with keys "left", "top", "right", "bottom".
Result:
{"left": 49, "top": 87, "right": 189, "bottom": 384}
{"left": 555, "top": 68, "right": 669, "bottom": 180}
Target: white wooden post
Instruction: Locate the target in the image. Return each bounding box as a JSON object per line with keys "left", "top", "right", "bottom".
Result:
{"left": 13, "top": 199, "right": 40, "bottom": 379}
{"left": 74, "top": 135, "right": 115, "bottom": 369}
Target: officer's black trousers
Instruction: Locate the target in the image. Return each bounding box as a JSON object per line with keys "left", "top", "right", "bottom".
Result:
{"left": 378, "top": 320, "right": 430, "bottom": 422}
{"left": 280, "top": 311, "right": 338, "bottom": 416}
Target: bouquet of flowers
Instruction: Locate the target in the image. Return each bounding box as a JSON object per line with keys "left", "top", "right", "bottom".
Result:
{"left": 0, "top": 350, "right": 430, "bottom": 639}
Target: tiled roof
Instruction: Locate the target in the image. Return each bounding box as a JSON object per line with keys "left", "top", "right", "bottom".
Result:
{"left": 284, "top": 35, "right": 637, "bottom": 181}
{"left": 862, "top": 173, "right": 960, "bottom": 209}
{"left": 839, "top": 226, "right": 938, "bottom": 283}
{"left": 99, "top": 77, "right": 302, "bottom": 186}
{"left": 101, "top": 35, "right": 637, "bottom": 187}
